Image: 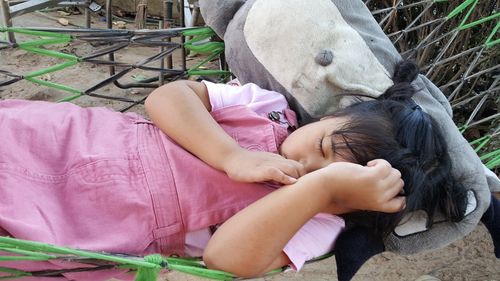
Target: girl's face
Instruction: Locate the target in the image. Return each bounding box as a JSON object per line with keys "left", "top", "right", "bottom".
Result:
{"left": 279, "top": 117, "right": 351, "bottom": 173}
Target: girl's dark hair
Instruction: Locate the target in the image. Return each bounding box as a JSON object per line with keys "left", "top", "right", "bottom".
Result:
{"left": 331, "top": 60, "right": 468, "bottom": 238}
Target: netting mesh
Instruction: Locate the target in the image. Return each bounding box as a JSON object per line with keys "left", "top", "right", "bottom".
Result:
{"left": 1, "top": 1, "right": 498, "bottom": 131}
{"left": 366, "top": 0, "right": 499, "bottom": 155}
{"left": 0, "top": 26, "right": 228, "bottom": 113}
{"left": 1, "top": 1, "right": 497, "bottom": 131}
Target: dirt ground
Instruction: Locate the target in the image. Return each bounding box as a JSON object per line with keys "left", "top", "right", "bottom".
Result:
{"left": 1, "top": 11, "right": 499, "bottom": 281}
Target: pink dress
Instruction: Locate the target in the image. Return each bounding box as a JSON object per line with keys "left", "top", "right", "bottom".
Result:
{"left": 0, "top": 81, "right": 344, "bottom": 280}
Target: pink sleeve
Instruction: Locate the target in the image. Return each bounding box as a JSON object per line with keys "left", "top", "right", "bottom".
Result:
{"left": 201, "top": 80, "right": 289, "bottom": 115}
{"left": 283, "top": 213, "right": 345, "bottom": 271}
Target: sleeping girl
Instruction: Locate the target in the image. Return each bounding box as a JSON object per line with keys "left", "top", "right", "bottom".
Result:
{"left": 0, "top": 61, "right": 467, "bottom": 278}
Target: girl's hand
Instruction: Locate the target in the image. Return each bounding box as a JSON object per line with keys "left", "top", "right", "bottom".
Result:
{"left": 223, "top": 149, "right": 306, "bottom": 185}
{"left": 313, "top": 159, "right": 405, "bottom": 213}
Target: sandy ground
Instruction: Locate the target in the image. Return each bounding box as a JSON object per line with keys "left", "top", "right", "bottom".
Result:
{"left": 1, "top": 11, "right": 499, "bottom": 281}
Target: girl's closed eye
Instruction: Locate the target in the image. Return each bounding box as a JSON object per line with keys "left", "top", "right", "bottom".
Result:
{"left": 316, "top": 136, "right": 326, "bottom": 158}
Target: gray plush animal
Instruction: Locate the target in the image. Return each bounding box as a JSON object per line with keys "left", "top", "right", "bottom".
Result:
{"left": 199, "top": 0, "right": 499, "bottom": 279}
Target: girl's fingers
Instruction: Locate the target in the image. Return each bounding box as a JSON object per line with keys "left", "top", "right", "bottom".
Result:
{"left": 381, "top": 168, "right": 404, "bottom": 199}
{"left": 265, "top": 168, "right": 297, "bottom": 185}
{"left": 367, "top": 159, "right": 393, "bottom": 179}
{"left": 381, "top": 196, "right": 406, "bottom": 213}
{"left": 281, "top": 175, "right": 298, "bottom": 185}
{"left": 289, "top": 160, "right": 307, "bottom": 178}
{"left": 367, "top": 159, "right": 391, "bottom": 170}
{"left": 369, "top": 160, "right": 402, "bottom": 191}
{"left": 383, "top": 178, "right": 405, "bottom": 201}
{"left": 278, "top": 160, "right": 306, "bottom": 180}
{"left": 388, "top": 169, "right": 403, "bottom": 190}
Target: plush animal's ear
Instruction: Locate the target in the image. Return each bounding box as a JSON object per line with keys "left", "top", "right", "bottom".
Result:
{"left": 199, "top": 0, "right": 247, "bottom": 38}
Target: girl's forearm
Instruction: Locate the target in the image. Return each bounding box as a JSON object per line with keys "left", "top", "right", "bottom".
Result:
{"left": 145, "top": 81, "right": 242, "bottom": 172}
{"left": 203, "top": 160, "right": 405, "bottom": 277}
{"left": 203, "top": 173, "right": 332, "bottom": 277}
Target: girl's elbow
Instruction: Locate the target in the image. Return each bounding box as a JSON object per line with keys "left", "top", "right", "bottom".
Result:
{"left": 144, "top": 92, "right": 155, "bottom": 113}
{"left": 145, "top": 82, "right": 182, "bottom": 111}
{"left": 147, "top": 81, "right": 184, "bottom": 97}
{"left": 144, "top": 86, "right": 164, "bottom": 112}
{"left": 203, "top": 250, "right": 265, "bottom": 278}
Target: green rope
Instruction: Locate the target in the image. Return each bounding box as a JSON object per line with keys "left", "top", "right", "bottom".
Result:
{"left": 485, "top": 21, "right": 499, "bottom": 48}
{"left": 181, "top": 26, "right": 215, "bottom": 37}
{"left": 168, "top": 264, "right": 235, "bottom": 281}
{"left": 0, "top": 27, "right": 71, "bottom": 39}
{"left": 0, "top": 26, "right": 230, "bottom": 100}
{"left": 134, "top": 255, "right": 162, "bottom": 281}
{"left": 0, "top": 237, "right": 237, "bottom": 280}
{"left": 444, "top": 0, "right": 499, "bottom": 47}
{"left": 457, "top": 0, "right": 479, "bottom": 27}
{"left": 182, "top": 28, "right": 230, "bottom": 78}
{"left": 18, "top": 37, "right": 71, "bottom": 48}
{"left": 187, "top": 69, "right": 231, "bottom": 76}
{"left": 24, "top": 60, "right": 78, "bottom": 79}
{"left": 187, "top": 51, "right": 223, "bottom": 74}
{"left": 0, "top": 27, "right": 83, "bottom": 98}
{"left": 465, "top": 133, "right": 500, "bottom": 169}
{"left": 19, "top": 46, "right": 79, "bottom": 61}
{"left": 0, "top": 235, "right": 305, "bottom": 280}
{"left": 0, "top": 267, "right": 32, "bottom": 279}
{"left": 446, "top": 0, "right": 476, "bottom": 20}
{"left": 1, "top": 236, "right": 336, "bottom": 280}
{"left": 0, "top": 247, "right": 55, "bottom": 260}
{"left": 469, "top": 135, "right": 491, "bottom": 152}
{"left": 456, "top": 126, "right": 499, "bottom": 169}
{"left": 183, "top": 27, "right": 225, "bottom": 54}
{"left": 481, "top": 150, "right": 500, "bottom": 169}
{"left": 166, "top": 256, "right": 207, "bottom": 268}
{"left": 0, "top": 28, "right": 87, "bottom": 103}
{"left": 0, "top": 237, "right": 157, "bottom": 269}
{"left": 459, "top": 12, "right": 500, "bottom": 30}
{"left": 25, "top": 77, "right": 83, "bottom": 96}
{"left": 56, "top": 92, "right": 85, "bottom": 102}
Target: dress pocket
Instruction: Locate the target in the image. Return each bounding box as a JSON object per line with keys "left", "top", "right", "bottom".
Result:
{"left": 0, "top": 156, "right": 157, "bottom": 255}
{"left": 71, "top": 157, "right": 157, "bottom": 254}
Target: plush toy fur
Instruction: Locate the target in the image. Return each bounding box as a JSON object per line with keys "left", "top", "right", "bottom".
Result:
{"left": 200, "top": 0, "right": 499, "bottom": 279}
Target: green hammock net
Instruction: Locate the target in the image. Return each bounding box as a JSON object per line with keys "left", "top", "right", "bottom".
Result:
{"left": 0, "top": 0, "right": 498, "bottom": 280}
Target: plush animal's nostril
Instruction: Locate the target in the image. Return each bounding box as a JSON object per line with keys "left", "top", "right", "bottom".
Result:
{"left": 315, "top": 49, "right": 334, "bottom": 66}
